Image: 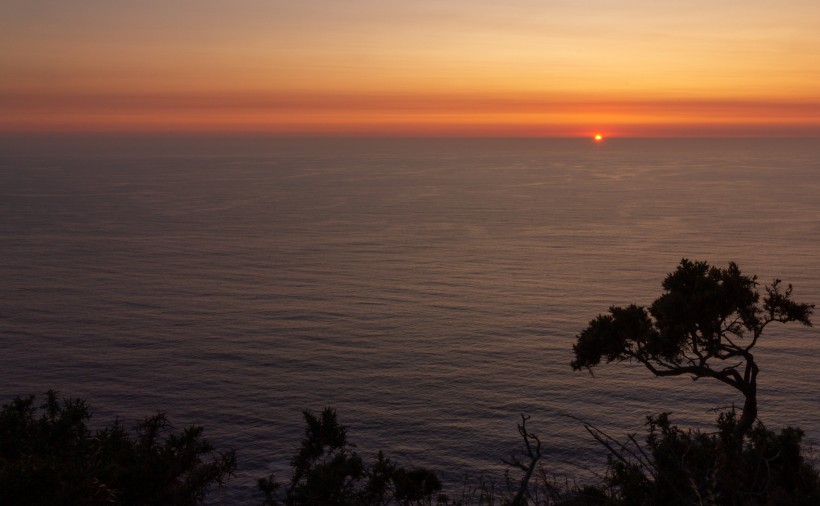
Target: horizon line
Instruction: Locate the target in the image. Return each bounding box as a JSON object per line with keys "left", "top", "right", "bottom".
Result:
{"left": 1, "top": 132, "right": 819, "bottom": 140}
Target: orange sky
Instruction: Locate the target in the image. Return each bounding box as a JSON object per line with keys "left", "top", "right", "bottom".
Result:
{"left": 3, "top": 1, "right": 820, "bottom": 136}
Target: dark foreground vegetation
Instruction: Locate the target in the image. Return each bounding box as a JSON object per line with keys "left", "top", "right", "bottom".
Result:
{"left": 0, "top": 391, "right": 236, "bottom": 505}
{"left": 2, "top": 260, "right": 818, "bottom": 505}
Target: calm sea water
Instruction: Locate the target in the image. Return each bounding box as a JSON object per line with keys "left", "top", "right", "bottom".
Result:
{"left": 1, "top": 137, "right": 819, "bottom": 502}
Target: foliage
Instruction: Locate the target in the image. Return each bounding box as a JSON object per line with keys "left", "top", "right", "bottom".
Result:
{"left": 255, "top": 260, "right": 819, "bottom": 505}
{"left": 6, "top": 260, "right": 818, "bottom": 506}
{"left": 569, "top": 259, "right": 820, "bottom": 505}
{"left": 571, "top": 259, "right": 813, "bottom": 438}
{"left": 258, "top": 408, "right": 442, "bottom": 506}
{"left": 0, "top": 390, "right": 236, "bottom": 505}
{"left": 582, "top": 410, "right": 820, "bottom": 506}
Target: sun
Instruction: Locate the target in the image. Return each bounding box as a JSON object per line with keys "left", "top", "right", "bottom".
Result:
{"left": 594, "top": 134, "right": 603, "bottom": 142}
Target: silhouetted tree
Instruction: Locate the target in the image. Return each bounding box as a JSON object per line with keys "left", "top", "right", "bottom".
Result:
{"left": 571, "top": 259, "right": 813, "bottom": 439}
{"left": 0, "top": 390, "right": 236, "bottom": 505}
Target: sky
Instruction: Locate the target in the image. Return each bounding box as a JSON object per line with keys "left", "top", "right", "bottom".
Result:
{"left": 2, "top": 0, "right": 820, "bottom": 137}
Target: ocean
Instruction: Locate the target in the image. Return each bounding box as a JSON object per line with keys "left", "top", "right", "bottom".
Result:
{"left": 1, "top": 137, "right": 818, "bottom": 502}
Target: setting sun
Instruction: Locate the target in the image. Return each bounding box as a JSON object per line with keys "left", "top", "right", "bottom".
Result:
{"left": 594, "top": 134, "right": 603, "bottom": 141}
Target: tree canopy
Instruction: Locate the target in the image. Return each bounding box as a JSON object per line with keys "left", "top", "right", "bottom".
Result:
{"left": 571, "top": 259, "right": 814, "bottom": 438}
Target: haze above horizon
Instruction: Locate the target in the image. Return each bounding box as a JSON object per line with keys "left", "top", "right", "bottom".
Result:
{"left": 3, "top": 1, "right": 820, "bottom": 137}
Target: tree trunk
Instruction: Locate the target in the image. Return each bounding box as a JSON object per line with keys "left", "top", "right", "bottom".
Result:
{"left": 735, "top": 386, "right": 757, "bottom": 439}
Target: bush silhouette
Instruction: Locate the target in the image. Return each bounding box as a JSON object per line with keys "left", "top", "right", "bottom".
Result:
{"left": 0, "top": 390, "right": 235, "bottom": 505}
{"left": 259, "top": 408, "right": 442, "bottom": 506}
{"left": 580, "top": 411, "right": 820, "bottom": 505}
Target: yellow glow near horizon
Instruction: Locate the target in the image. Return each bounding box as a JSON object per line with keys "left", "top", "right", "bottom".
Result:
{"left": 2, "top": 1, "right": 820, "bottom": 136}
